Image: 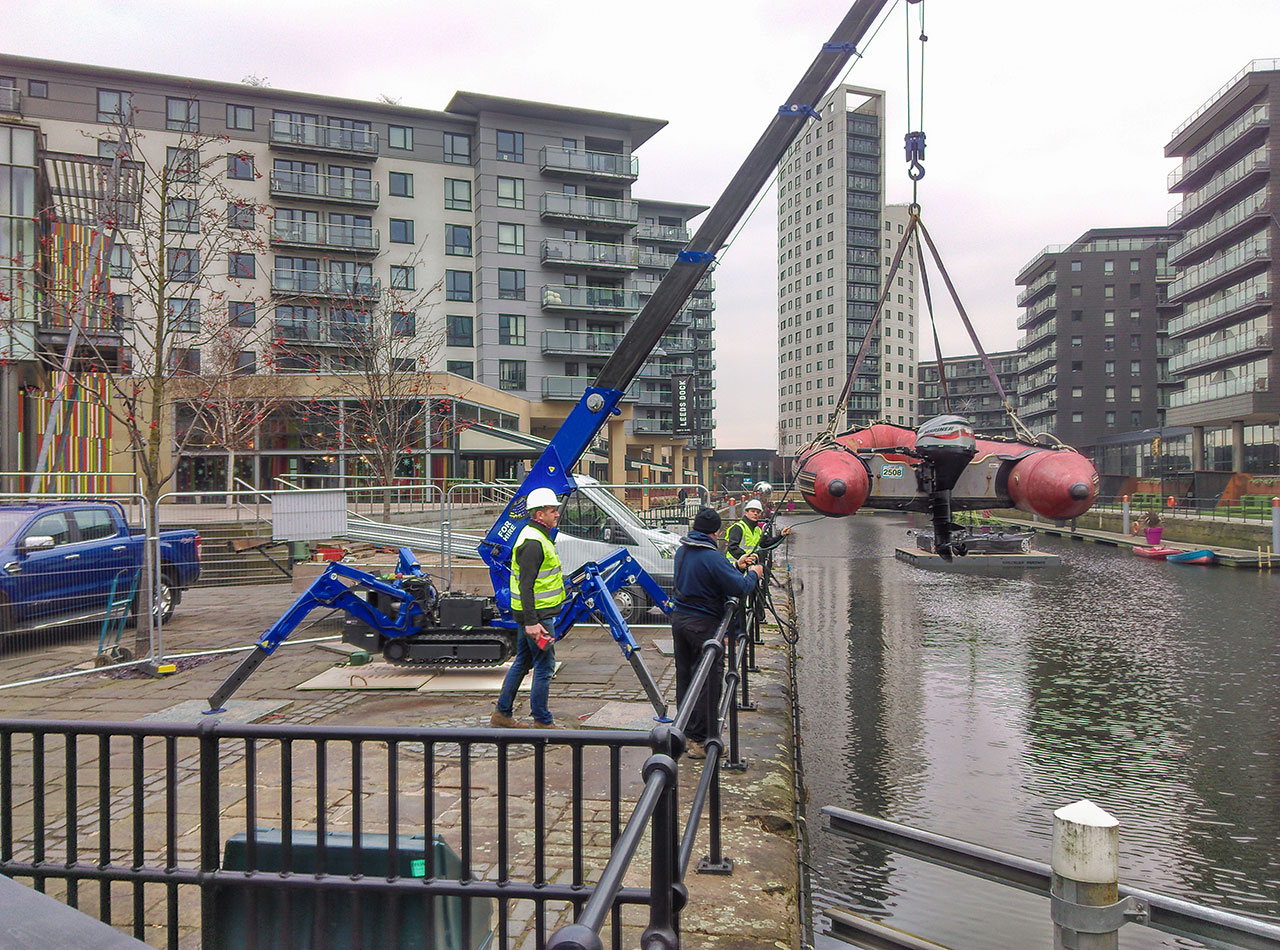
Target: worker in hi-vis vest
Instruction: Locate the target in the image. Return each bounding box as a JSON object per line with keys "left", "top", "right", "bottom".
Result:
{"left": 492, "top": 487, "right": 565, "bottom": 729}
{"left": 725, "top": 498, "right": 790, "bottom": 569}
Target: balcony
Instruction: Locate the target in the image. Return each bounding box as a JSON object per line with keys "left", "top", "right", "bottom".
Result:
{"left": 1166, "top": 187, "right": 1268, "bottom": 265}
{"left": 1168, "top": 330, "right": 1271, "bottom": 376}
{"left": 271, "top": 269, "right": 381, "bottom": 300}
{"left": 540, "top": 284, "right": 641, "bottom": 314}
{"left": 540, "top": 193, "right": 638, "bottom": 228}
{"left": 634, "top": 389, "right": 671, "bottom": 408}
{"left": 1020, "top": 370, "right": 1057, "bottom": 394}
{"left": 1168, "top": 280, "right": 1270, "bottom": 337}
{"left": 0, "top": 86, "right": 19, "bottom": 114}
{"left": 540, "top": 329, "right": 623, "bottom": 356}
{"left": 635, "top": 223, "right": 690, "bottom": 244}
{"left": 1017, "top": 321, "right": 1057, "bottom": 350}
{"left": 1167, "top": 238, "right": 1269, "bottom": 302}
{"left": 539, "top": 146, "right": 638, "bottom": 182}
{"left": 273, "top": 313, "right": 368, "bottom": 346}
{"left": 269, "top": 171, "right": 379, "bottom": 206}
{"left": 540, "top": 239, "right": 637, "bottom": 270}
{"left": 627, "top": 418, "right": 675, "bottom": 436}
{"left": 1168, "top": 373, "right": 1269, "bottom": 408}
{"left": 1021, "top": 344, "right": 1057, "bottom": 372}
{"left": 271, "top": 220, "right": 379, "bottom": 254}
{"left": 1169, "top": 103, "right": 1269, "bottom": 191}
{"left": 1016, "top": 269, "right": 1057, "bottom": 307}
{"left": 269, "top": 119, "right": 379, "bottom": 157}
{"left": 1168, "top": 148, "right": 1269, "bottom": 227}
{"left": 542, "top": 375, "right": 637, "bottom": 402}
{"left": 633, "top": 275, "right": 715, "bottom": 296}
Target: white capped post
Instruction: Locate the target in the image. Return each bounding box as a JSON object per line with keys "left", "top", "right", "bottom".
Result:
{"left": 1051, "top": 799, "right": 1120, "bottom": 950}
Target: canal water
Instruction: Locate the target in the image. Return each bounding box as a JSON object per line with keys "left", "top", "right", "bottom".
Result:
{"left": 787, "top": 514, "right": 1279, "bottom": 949}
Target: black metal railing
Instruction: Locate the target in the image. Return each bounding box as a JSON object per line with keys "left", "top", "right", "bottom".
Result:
{"left": 0, "top": 572, "right": 773, "bottom": 949}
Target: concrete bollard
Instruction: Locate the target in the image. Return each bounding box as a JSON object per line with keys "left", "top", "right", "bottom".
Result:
{"left": 1051, "top": 800, "right": 1120, "bottom": 950}
{"left": 1121, "top": 495, "right": 1130, "bottom": 537}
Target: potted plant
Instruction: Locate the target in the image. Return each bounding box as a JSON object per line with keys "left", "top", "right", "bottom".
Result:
{"left": 1143, "top": 510, "right": 1163, "bottom": 546}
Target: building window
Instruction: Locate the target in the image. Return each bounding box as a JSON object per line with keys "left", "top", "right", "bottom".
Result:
{"left": 498, "top": 314, "right": 525, "bottom": 345}
{"left": 1071, "top": 387, "right": 1083, "bottom": 398}
{"left": 168, "top": 297, "right": 200, "bottom": 331}
{"left": 389, "top": 171, "right": 413, "bottom": 197}
{"left": 1105, "top": 360, "right": 1115, "bottom": 374}
{"left": 1130, "top": 259, "right": 1140, "bottom": 273}
{"left": 444, "top": 224, "right": 471, "bottom": 256}
{"left": 228, "top": 253, "right": 255, "bottom": 279}
{"left": 1071, "top": 285, "right": 1082, "bottom": 297}
{"left": 1070, "top": 260, "right": 1081, "bottom": 272}
{"left": 1130, "top": 334, "right": 1141, "bottom": 348}
{"left": 446, "top": 270, "right": 472, "bottom": 301}
{"left": 1129, "top": 309, "right": 1141, "bottom": 323}
{"left": 390, "top": 218, "right": 414, "bottom": 244}
{"left": 230, "top": 301, "right": 255, "bottom": 326}
{"left": 171, "top": 348, "right": 201, "bottom": 375}
{"left": 97, "top": 89, "right": 133, "bottom": 123}
{"left": 1130, "top": 411, "right": 1142, "bottom": 426}
{"left": 443, "top": 133, "right": 471, "bottom": 164}
{"left": 447, "top": 360, "right": 474, "bottom": 378}
{"left": 1130, "top": 385, "right": 1142, "bottom": 401}
{"left": 1130, "top": 360, "right": 1141, "bottom": 374}
{"left": 1129, "top": 283, "right": 1141, "bottom": 299}
{"left": 226, "top": 202, "right": 254, "bottom": 229}
{"left": 1105, "top": 411, "right": 1116, "bottom": 426}
{"left": 497, "top": 223, "right": 524, "bottom": 254}
{"left": 1071, "top": 361, "right": 1083, "bottom": 372}
{"left": 1071, "top": 310, "right": 1083, "bottom": 321}
{"left": 1104, "top": 386, "right": 1116, "bottom": 402}
{"left": 227, "top": 153, "right": 254, "bottom": 180}
{"left": 1103, "top": 260, "right": 1114, "bottom": 275}
{"left": 1071, "top": 412, "right": 1083, "bottom": 423}
{"left": 1104, "top": 335, "right": 1115, "bottom": 350}
{"left": 166, "top": 97, "right": 199, "bottom": 132}
{"left": 498, "top": 268, "right": 525, "bottom": 300}
{"left": 226, "top": 104, "right": 254, "bottom": 131}
{"left": 390, "top": 265, "right": 415, "bottom": 290}
{"left": 98, "top": 139, "right": 130, "bottom": 160}
{"left": 234, "top": 351, "right": 256, "bottom": 375}
{"left": 166, "top": 198, "right": 199, "bottom": 233}
{"left": 1071, "top": 335, "right": 1082, "bottom": 347}
{"left": 446, "top": 314, "right": 473, "bottom": 347}
{"left": 496, "top": 177, "right": 524, "bottom": 208}
{"left": 496, "top": 130, "right": 523, "bottom": 162}
{"left": 388, "top": 125, "right": 413, "bottom": 150}
{"left": 167, "top": 147, "right": 198, "bottom": 181}
{"left": 499, "top": 359, "right": 526, "bottom": 391}
{"left": 167, "top": 248, "right": 199, "bottom": 282}
{"left": 445, "top": 178, "right": 471, "bottom": 210}
{"left": 28, "top": 80, "right": 47, "bottom": 98}
{"left": 1103, "top": 284, "right": 1115, "bottom": 299}
{"left": 109, "top": 244, "right": 132, "bottom": 278}
{"left": 1103, "top": 310, "right": 1114, "bottom": 326}
{"left": 392, "top": 311, "right": 416, "bottom": 337}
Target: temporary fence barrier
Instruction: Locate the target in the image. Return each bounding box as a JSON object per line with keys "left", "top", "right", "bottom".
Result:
{"left": 0, "top": 491, "right": 159, "bottom": 689}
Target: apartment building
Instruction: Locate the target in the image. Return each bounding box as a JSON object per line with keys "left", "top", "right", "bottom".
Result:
{"left": 1014, "top": 227, "right": 1179, "bottom": 459}
{"left": 1164, "top": 59, "right": 1279, "bottom": 473}
{"left": 916, "top": 350, "right": 1020, "bottom": 438}
{"left": 0, "top": 58, "right": 716, "bottom": 490}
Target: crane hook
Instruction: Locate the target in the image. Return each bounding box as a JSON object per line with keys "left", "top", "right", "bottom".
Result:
{"left": 905, "top": 131, "right": 927, "bottom": 181}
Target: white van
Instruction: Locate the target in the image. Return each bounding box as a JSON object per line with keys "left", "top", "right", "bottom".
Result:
{"left": 553, "top": 476, "right": 686, "bottom": 619}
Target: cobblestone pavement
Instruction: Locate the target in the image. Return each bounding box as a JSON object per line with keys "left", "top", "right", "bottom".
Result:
{"left": 0, "top": 583, "right": 801, "bottom": 949}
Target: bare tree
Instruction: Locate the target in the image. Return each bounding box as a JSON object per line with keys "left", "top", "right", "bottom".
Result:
{"left": 273, "top": 268, "right": 452, "bottom": 519}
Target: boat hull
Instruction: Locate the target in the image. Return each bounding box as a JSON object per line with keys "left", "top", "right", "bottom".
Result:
{"left": 1133, "top": 545, "right": 1179, "bottom": 559}
{"left": 1168, "top": 549, "right": 1215, "bottom": 565}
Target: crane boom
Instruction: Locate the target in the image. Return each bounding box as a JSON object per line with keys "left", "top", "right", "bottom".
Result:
{"left": 481, "top": 0, "right": 890, "bottom": 602}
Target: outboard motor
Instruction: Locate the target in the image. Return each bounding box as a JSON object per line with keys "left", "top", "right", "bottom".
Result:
{"left": 914, "top": 415, "right": 977, "bottom": 560}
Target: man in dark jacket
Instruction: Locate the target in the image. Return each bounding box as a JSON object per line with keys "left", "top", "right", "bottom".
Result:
{"left": 671, "top": 508, "right": 763, "bottom": 758}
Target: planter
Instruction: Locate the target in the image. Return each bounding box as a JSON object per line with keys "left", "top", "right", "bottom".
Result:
{"left": 1144, "top": 526, "right": 1163, "bottom": 545}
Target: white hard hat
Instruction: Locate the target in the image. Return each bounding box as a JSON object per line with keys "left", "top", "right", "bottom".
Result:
{"left": 744, "top": 498, "right": 765, "bottom": 512}
{"left": 525, "top": 487, "right": 561, "bottom": 510}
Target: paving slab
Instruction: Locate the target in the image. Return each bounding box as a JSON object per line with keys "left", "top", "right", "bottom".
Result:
{"left": 140, "top": 699, "right": 290, "bottom": 724}
{"left": 418, "top": 663, "right": 561, "bottom": 693}
{"left": 295, "top": 662, "right": 432, "bottom": 691}
{"left": 578, "top": 700, "right": 665, "bottom": 731}
{"left": 651, "top": 638, "right": 674, "bottom": 655}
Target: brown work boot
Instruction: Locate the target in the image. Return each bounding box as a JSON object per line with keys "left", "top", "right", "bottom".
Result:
{"left": 532, "top": 719, "right": 557, "bottom": 729}
{"left": 490, "top": 709, "right": 526, "bottom": 728}
{"left": 686, "top": 740, "right": 706, "bottom": 760}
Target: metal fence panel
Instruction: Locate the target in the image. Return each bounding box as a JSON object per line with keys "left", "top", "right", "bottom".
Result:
{"left": 0, "top": 491, "right": 155, "bottom": 689}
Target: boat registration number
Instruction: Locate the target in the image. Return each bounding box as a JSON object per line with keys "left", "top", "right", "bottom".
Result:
{"left": 880, "top": 463, "right": 905, "bottom": 479}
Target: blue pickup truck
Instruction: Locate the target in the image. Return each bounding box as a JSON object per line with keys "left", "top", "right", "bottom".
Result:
{"left": 0, "top": 501, "right": 201, "bottom": 634}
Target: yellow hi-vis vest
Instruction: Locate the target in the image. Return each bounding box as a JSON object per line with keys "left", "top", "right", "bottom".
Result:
{"left": 509, "top": 524, "right": 565, "bottom": 612}
{"left": 725, "top": 519, "right": 763, "bottom": 563}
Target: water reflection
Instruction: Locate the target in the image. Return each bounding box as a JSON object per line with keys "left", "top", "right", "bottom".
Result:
{"left": 791, "top": 515, "right": 1279, "bottom": 949}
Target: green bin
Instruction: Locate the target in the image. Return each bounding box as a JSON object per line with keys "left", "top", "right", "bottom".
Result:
{"left": 216, "top": 828, "right": 494, "bottom": 950}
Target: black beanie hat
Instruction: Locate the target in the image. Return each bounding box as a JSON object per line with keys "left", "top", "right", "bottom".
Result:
{"left": 693, "top": 507, "right": 721, "bottom": 534}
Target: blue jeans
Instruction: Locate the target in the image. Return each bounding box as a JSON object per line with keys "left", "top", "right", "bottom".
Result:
{"left": 496, "top": 619, "right": 557, "bottom": 724}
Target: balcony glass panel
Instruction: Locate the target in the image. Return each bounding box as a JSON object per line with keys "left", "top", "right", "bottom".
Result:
{"left": 1167, "top": 236, "right": 1269, "bottom": 301}
{"left": 269, "top": 118, "right": 378, "bottom": 154}
{"left": 539, "top": 146, "right": 638, "bottom": 179}
{"left": 540, "top": 193, "right": 639, "bottom": 226}
{"left": 272, "top": 269, "right": 381, "bottom": 298}
{"left": 269, "top": 171, "right": 379, "bottom": 203}
{"left": 1168, "top": 147, "right": 1268, "bottom": 226}
{"left": 540, "top": 284, "right": 641, "bottom": 312}
{"left": 634, "top": 223, "right": 690, "bottom": 243}
{"left": 540, "top": 329, "right": 623, "bottom": 354}
{"left": 1167, "top": 186, "right": 1267, "bottom": 262}
{"left": 1168, "top": 327, "right": 1271, "bottom": 375}
{"left": 540, "top": 239, "right": 637, "bottom": 268}
{"left": 271, "top": 220, "right": 379, "bottom": 251}
{"left": 1168, "top": 274, "right": 1270, "bottom": 336}
{"left": 1169, "top": 103, "right": 1268, "bottom": 189}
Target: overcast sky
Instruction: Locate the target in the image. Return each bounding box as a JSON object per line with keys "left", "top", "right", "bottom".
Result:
{"left": 8, "top": 1, "right": 1280, "bottom": 448}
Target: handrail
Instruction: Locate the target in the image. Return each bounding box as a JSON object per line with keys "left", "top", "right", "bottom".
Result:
{"left": 824, "top": 808, "right": 1280, "bottom": 950}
